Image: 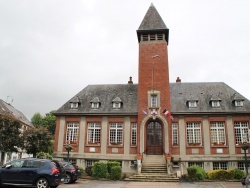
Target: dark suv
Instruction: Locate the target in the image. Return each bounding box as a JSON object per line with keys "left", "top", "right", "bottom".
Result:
{"left": 0, "top": 158, "right": 65, "bottom": 188}
{"left": 59, "top": 161, "right": 79, "bottom": 184}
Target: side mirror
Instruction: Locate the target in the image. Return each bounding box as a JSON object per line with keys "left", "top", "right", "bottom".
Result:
{"left": 5, "top": 164, "right": 12, "bottom": 169}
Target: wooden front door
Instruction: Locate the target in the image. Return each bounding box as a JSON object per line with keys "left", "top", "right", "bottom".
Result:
{"left": 146, "top": 122, "right": 163, "bottom": 155}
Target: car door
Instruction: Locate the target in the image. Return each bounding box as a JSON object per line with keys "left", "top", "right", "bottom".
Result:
{"left": 0, "top": 159, "right": 25, "bottom": 184}
{"left": 18, "top": 159, "right": 39, "bottom": 185}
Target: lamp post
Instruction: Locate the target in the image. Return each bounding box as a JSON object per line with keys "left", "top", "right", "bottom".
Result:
{"left": 242, "top": 144, "right": 249, "bottom": 175}
{"left": 65, "top": 144, "right": 72, "bottom": 162}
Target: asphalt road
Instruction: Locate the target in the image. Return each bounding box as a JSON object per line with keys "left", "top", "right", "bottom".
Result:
{"left": 59, "top": 179, "right": 244, "bottom": 188}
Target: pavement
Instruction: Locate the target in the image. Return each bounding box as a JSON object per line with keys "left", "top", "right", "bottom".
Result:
{"left": 60, "top": 179, "right": 244, "bottom": 188}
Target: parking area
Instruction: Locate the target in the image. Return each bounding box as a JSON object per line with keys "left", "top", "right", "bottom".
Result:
{"left": 59, "top": 179, "right": 243, "bottom": 188}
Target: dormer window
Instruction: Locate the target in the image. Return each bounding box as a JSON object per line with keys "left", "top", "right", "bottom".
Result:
{"left": 210, "top": 94, "right": 221, "bottom": 108}
{"left": 188, "top": 101, "right": 197, "bottom": 108}
{"left": 91, "top": 102, "right": 99, "bottom": 109}
{"left": 187, "top": 95, "right": 198, "bottom": 108}
{"left": 70, "top": 103, "right": 78, "bottom": 109}
{"left": 235, "top": 100, "right": 243, "bottom": 107}
{"left": 90, "top": 97, "right": 100, "bottom": 109}
{"left": 112, "top": 97, "right": 122, "bottom": 109}
{"left": 232, "top": 93, "right": 244, "bottom": 107}
{"left": 212, "top": 101, "right": 220, "bottom": 107}
{"left": 69, "top": 96, "right": 80, "bottom": 109}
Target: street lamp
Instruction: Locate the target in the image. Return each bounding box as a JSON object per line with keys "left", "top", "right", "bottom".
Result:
{"left": 242, "top": 144, "right": 249, "bottom": 175}
{"left": 65, "top": 144, "right": 72, "bottom": 162}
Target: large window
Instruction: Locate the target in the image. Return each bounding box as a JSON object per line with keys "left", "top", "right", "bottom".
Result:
{"left": 131, "top": 123, "right": 137, "bottom": 145}
{"left": 234, "top": 122, "right": 249, "bottom": 144}
{"left": 186, "top": 122, "right": 201, "bottom": 146}
{"left": 210, "top": 122, "right": 226, "bottom": 145}
{"left": 66, "top": 122, "right": 79, "bottom": 144}
{"left": 87, "top": 122, "right": 101, "bottom": 144}
{"left": 213, "top": 162, "right": 228, "bottom": 170}
{"left": 109, "top": 123, "right": 123, "bottom": 145}
{"left": 172, "top": 123, "right": 178, "bottom": 145}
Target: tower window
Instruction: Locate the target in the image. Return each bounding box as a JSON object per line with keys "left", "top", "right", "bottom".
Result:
{"left": 150, "top": 95, "right": 158, "bottom": 107}
{"left": 150, "top": 34, "right": 156, "bottom": 41}
{"left": 142, "top": 34, "right": 148, "bottom": 41}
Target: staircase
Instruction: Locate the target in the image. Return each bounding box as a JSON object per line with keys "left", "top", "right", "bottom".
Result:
{"left": 125, "top": 155, "right": 179, "bottom": 182}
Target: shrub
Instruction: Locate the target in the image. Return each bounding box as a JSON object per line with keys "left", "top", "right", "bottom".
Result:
{"left": 232, "top": 168, "right": 245, "bottom": 180}
{"left": 110, "top": 166, "right": 122, "bottom": 180}
{"left": 85, "top": 166, "right": 92, "bottom": 176}
{"left": 107, "top": 161, "right": 120, "bottom": 174}
{"left": 207, "top": 169, "right": 230, "bottom": 180}
{"left": 78, "top": 166, "right": 84, "bottom": 177}
{"left": 92, "top": 162, "right": 108, "bottom": 179}
{"left": 187, "top": 165, "right": 206, "bottom": 181}
{"left": 36, "top": 152, "right": 52, "bottom": 159}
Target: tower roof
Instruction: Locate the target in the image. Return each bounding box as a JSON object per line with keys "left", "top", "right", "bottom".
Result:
{"left": 138, "top": 3, "right": 168, "bottom": 30}
{"left": 137, "top": 3, "right": 169, "bottom": 43}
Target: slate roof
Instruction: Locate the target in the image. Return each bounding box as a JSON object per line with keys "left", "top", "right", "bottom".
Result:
{"left": 170, "top": 82, "right": 250, "bottom": 114}
{"left": 55, "top": 82, "right": 250, "bottom": 116}
{"left": 55, "top": 84, "right": 138, "bottom": 115}
{"left": 137, "top": 3, "right": 169, "bottom": 43}
{"left": 0, "top": 99, "right": 33, "bottom": 126}
{"left": 138, "top": 3, "right": 168, "bottom": 31}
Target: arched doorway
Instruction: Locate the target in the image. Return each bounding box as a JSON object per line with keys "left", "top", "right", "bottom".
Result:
{"left": 146, "top": 121, "right": 163, "bottom": 155}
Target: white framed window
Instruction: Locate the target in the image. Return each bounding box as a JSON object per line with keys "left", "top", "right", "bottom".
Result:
{"left": 66, "top": 122, "right": 79, "bottom": 144}
{"left": 213, "top": 162, "right": 228, "bottom": 170}
{"left": 212, "top": 101, "right": 220, "bottom": 107}
{"left": 210, "top": 122, "right": 226, "bottom": 145}
{"left": 234, "top": 122, "right": 249, "bottom": 144}
{"left": 113, "top": 102, "right": 121, "bottom": 109}
{"left": 235, "top": 100, "right": 243, "bottom": 107}
{"left": 131, "top": 123, "right": 137, "bottom": 145}
{"left": 91, "top": 102, "right": 99, "bottom": 109}
{"left": 172, "top": 123, "right": 178, "bottom": 145}
{"left": 70, "top": 103, "right": 78, "bottom": 109}
{"left": 238, "top": 162, "right": 250, "bottom": 171}
{"left": 86, "top": 160, "right": 98, "bottom": 167}
{"left": 186, "top": 122, "right": 201, "bottom": 145}
{"left": 188, "top": 162, "right": 204, "bottom": 168}
{"left": 87, "top": 123, "right": 101, "bottom": 144}
{"left": 188, "top": 101, "right": 197, "bottom": 108}
{"left": 109, "top": 123, "right": 123, "bottom": 145}
{"left": 150, "top": 95, "right": 158, "bottom": 107}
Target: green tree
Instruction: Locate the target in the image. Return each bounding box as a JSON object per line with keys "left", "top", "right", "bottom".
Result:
{"left": 0, "top": 115, "right": 22, "bottom": 164}
{"left": 42, "top": 111, "right": 56, "bottom": 135}
{"left": 31, "top": 112, "right": 43, "bottom": 127}
{"left": 31, "top": 111, "right": 56, "bottom": 136}
{"left": 23, "top": 126, "right": 53, "bottom": 157}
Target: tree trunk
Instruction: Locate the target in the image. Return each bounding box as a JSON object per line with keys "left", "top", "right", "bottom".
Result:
{"left": 0, "top": 151, "right": 5, "bottom": 165}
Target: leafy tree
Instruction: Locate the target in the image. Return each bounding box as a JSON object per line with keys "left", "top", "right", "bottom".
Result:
{"left": 23, "top": 126, "right": 52, "bottom": 157}
{"left": 31, "top": 112, "right": 43, "bottom": 127}
{"left": 43, "top": 111, "right": 56, "bottom": 135}
{"left": 0, "top": 115, "right": 22, "bottom": 164}
{"left": 31, "top": 111, "right": 56, "bottom": 136}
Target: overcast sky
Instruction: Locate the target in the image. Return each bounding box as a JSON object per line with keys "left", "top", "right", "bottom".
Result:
{"left": 1, "top": 0, "right": 250, "bottom": 120}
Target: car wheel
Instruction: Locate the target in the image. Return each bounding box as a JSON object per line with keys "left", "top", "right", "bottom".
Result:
{"left": 64, "top": 174, "right": 72, "bottom": 184}
{"left": 36, "top": 178, "right": 49, "bottom": 188}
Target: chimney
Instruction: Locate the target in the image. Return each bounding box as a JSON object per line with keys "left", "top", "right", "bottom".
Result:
{"left": 128, "top": 76, "right": 133, "bottom": 84}
{"left": 176, "top": 77, "right": 181, "bottom": 83}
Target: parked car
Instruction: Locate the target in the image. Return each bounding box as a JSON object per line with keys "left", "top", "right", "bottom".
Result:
{"left": 59, "top": 161, "right": 80, "bottom": 184}
{"left": 0, "top": 158, "right": 65, "bottom": 188}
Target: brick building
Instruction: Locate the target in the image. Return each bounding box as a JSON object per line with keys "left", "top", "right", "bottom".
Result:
{"left": 53, "top": 4, "right": 250, "bottom": 176}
